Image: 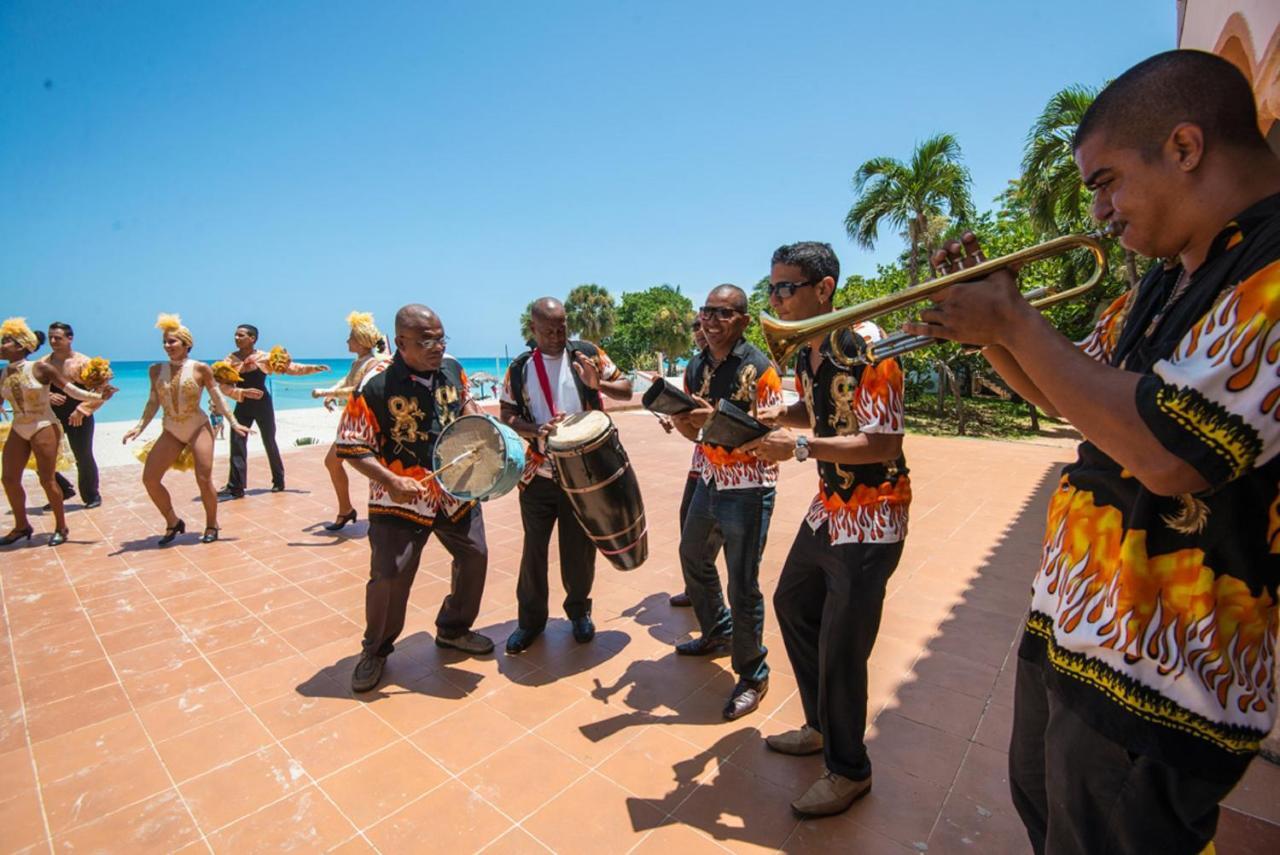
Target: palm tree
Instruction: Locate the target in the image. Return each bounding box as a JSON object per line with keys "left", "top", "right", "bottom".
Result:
{"left": 565, "top": 283, "right": 617, "bottom": 342}
{"left": 518, "top": 300, "right": 536, "bottom": 345}
{"left": 845, "top": 133, "right": 974, "bottom": 285}
{"left": 1022, "top": 83, "right": 1138, "bottom": 287}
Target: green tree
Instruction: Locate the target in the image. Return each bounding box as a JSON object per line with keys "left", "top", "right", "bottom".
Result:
{"left": 518, "top": 299, "right": 536, "bottom": 345}
{"left": 845, "top": 132, "right": 974, "bottom": 285}
{"left": 1021, "top": 83, "right": 1141, "bottom": 288}
{"left": 564, "top": 283, "right": 617, "bottom": 342}
{"left": 604, "top": 285, "right": 694, "bottom": 373}
{"left": 743, "top": 277, "right": 772, "bottom": 356}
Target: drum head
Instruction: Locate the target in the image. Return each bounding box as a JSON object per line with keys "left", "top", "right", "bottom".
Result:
{"left": 432, "top": 416, "right": 506, "bottom": 499}
{"left": 545, "top": 410, "right": 612, "bottom": 451}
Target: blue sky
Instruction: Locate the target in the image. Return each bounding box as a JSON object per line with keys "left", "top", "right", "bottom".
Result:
{"left": 1, "top": 1, "right": 1173, "bottom": 360}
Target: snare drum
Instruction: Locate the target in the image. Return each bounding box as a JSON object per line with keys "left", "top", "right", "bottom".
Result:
{"left": 431, "top": 415, "right": 525, "bottom": 501}
{"left": 545, "top": 410, "right": 648, "bottom": 571}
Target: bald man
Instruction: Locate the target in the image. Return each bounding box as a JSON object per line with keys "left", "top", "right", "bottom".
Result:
{"left": 337, "top": 304, "right": 494, "bottom": 693}
{"left": 500, "top": 297, "right": 632, "bottom": 654}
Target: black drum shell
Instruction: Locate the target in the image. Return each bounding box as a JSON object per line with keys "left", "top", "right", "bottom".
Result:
{"left": 548, "top": 427, "right": 648, "bottom": 571}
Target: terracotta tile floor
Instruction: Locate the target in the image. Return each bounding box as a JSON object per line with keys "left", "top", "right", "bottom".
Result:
{"left": 2, "top": 415, "right": 1278, "bottom": 854}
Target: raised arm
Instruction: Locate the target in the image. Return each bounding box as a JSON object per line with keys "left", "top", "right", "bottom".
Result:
{"left": 197, "top": 363, "right": 250, "bottom": 437}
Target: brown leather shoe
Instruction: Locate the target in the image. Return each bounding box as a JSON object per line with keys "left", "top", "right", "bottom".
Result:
{"left": 791, "top": 770, "right": 871, "bottom": 817}
{"left": 723, "top": 677, "right": 768, "bottom": 720}
{"left": 766, "top": 724, "right": 824, "bottom": 756}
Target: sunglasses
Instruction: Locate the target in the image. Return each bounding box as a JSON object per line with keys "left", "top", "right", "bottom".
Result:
{"left": 698, "top": 306, "right": 743, "bottom": 320}
{"left": 768, "top": 279, "right": 817, "bottom": 300}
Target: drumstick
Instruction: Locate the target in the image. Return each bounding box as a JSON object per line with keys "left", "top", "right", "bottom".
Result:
{"left": 416, "top": 446, "right": 481, "bottom": 485}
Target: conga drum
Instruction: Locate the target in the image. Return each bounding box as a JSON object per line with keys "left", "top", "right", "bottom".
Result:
{"left": 545, "top": 411, "right": 648, "bottom": 571}
{"left": 431, "top": 415, "right": 526, "bottom": 501}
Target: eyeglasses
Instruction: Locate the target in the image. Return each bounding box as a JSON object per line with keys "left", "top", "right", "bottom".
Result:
{"left": 412, "top": 336, "right": 448, "bottom": 350}
{"left": 698, "top": 306, "right": 743, "bottom": 320}
{"left": 768, "top": 279, "right": 817, "bottom": 300}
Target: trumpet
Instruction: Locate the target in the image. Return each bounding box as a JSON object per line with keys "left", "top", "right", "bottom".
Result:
{"left": 760, "top": 229, "right": 1113, "bottom": 368}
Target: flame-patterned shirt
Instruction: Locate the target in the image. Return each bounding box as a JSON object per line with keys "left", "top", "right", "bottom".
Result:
{"left": 1023, "top": 192, "right": 1280, "bottom": 781}
{"left": 683, "top": 338, "right": 783, "bottom": 490}
{"left": 335, "top": 353, "right": 474, "bottom": 526}
{"left": 795, "top": 322, "right": 910, "bottom": 545}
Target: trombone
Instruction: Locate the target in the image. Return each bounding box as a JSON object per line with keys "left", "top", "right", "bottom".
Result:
{"left": 760, "top": 229, "right": 1113, "bottom": 368}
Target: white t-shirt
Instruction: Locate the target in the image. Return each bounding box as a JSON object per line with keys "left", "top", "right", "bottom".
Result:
{"left": 517, "top": 351, "right": 584, "bottom": 427}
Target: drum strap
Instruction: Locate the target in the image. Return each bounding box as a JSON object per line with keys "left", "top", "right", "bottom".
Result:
{"left": 531, "top": 349, "right": 558, "bottom": 418}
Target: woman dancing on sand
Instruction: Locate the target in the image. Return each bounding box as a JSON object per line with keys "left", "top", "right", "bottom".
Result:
{"left": 1, "top": 318, "right": 114, "bottom": 546}
{"left": 122, "top": 315, "right": 249, "bottom": 545}
{"left": 310, "top": 311, "right": 390, "bottom": 531}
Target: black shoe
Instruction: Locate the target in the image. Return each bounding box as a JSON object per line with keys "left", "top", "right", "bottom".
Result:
{"left": 669, "top": 592, "right": 692, "bottom": 607}
{"left": 571, "top": 615, "right": 596, "bottom": 643}
{"left": 217, "top": 489, "right": 244, "bottom": 501}
{"left": 435, "top": 631, "right": 495, "bottom": 655}
{"left": 351, "top": 652, "right": 386, "bottom": 693}
{"left": 48, "top": 528, "right": 69, "bottom": 547}
{"left": 676, "top": 634, "right": 731, "bottom": 656}
{"left": 83, "top": 498, "right": 102, "bottom": 510}
{"left": 200, "top": 527, "right": 220, "bottom": 544}
{"left": 505, "top": 626, "right": 543, "bottom": 655}
{"left": 324, "top": 510, "right": 357, "bottom": 532}
{"left": 271, "top": 484, "right": 286, "bottom": 493}
{"left": 724, "top": 677, "right": 769, "bottom": 721}
{"left": 0, "top": 527, "right": 33, "bottom": 546}
{"left": 158, "top": 519, "right": 186, "bottom": 546}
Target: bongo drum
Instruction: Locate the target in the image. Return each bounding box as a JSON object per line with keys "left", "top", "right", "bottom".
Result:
{"left": 431, "top": 415, "right": 525, "bottom": 501}
{"left": 545, "top": 410, "right": 648, "bottom": 571}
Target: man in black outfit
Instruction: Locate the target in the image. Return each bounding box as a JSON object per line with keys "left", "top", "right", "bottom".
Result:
{"left": 499, "top": 297, "right": 632, "bottom": 654}
{"left": 217, "top": 323, "right": 326, "bottom": 498}
{"left": 43, "top": 322, "right": 102, "bottom": 508}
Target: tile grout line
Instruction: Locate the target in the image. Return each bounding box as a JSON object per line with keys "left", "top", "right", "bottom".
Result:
{"left": 0, "top": 561, "right": 57, "bottom": 855}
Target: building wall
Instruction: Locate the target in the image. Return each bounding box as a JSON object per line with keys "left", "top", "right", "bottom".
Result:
{"left": 1178, "top": 0, "right": 1280, "bottom": 152}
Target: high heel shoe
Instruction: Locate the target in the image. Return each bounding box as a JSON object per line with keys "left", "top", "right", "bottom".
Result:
{"left": 158, "top": 519, "right": 186, "bottom": 546}
{"left": 200, "top": 527, "right": 220, "bottom": 544}
{"left": 0, "top": 527, "right": 33, "bottom": 546}
{"left": 48, "top": 528, "right": 68, "bottom": 547}
{"left": 324, "top": 509, "right": 357, "bottom": 532}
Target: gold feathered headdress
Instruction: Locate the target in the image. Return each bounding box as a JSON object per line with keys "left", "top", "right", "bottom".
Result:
{"left": 78, "top": 357, "right": 114, "bottom": 389}
{"left": 346, "top": 311, "right": 383, "bottom": 351}
{"left": 0, "top": 317, "right": 39, "bottom": 354}
{"left": 155, "top": 313, "right": 194, "bottom": 347}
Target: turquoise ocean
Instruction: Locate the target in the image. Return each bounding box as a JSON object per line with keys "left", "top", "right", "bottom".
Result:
{"left": 96, "top": 357, "right": 512, "bottom": 421}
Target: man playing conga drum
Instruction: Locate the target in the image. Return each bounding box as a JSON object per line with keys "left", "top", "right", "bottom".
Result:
{"left": 747, "top": 242, "right": 910, "bottom": 816}
{"left": 337, "top": 304, "right": 495, "bottom": 694}
{"left": 670, "top": 284, "right": 783, "bottom": 720}
{"left": 500, "top": 297, "right": 633, "bottom": 654}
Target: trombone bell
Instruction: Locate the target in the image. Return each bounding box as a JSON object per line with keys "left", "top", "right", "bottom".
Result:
{"left": 759, "top": 231, "right": 1110, "bottom": 367}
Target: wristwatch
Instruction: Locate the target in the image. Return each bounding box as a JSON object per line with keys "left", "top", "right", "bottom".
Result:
{"left": 794, "top": 435, "right": 810, "bottom": 462}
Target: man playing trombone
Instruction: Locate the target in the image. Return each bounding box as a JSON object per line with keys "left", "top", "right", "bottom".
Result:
{"left": 900, "top": 50, "right": 1280, "bottom": 853}
{"left": 746, "top": 241, "right": 910, "bottom": 817}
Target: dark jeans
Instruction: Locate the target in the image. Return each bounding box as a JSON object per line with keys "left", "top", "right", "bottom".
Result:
{"left": 226, "top": 398, "right": 285, "bottom": 492}
{"left": 679, "top": 479, "right": 774, "bottom": 683}
{"left": 1009, "top": 657, "right": 1239, "bottom": 855}
{"left": 516, "top": 475, "right": 596, "bottom": 630}
{"left": 774, "top": 523, "right": 903, "bottom": 781}
{"left": 363, "top": 508, "right": 488, "bottom": 656}
{"left": 51, "top": 409, "right": 100, "bottom": 502}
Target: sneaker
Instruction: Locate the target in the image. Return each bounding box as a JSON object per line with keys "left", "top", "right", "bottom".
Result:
{"left": 435, "top": 631, "right": 495, "bottom": 655}
{"left": 350, "top": 652, "right": 386, "bottom": 693}
{"left": 766, "top": 724, "right": 824, "bottom": 756}
{"left": 723, "top": 677, "right": 768, "bottom": 720}
{"left": 791, "top": 770, "right": 871, "bottom": 817}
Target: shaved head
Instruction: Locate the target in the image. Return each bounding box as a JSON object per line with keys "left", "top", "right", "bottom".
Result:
{"left": 530, "top": 297, "right": 564, "bottom": 322}
{"left": 395, "top": 303, "right": 438, "bottom": 331}
{"left": 710, "top": 284, "right": 748, "bottom": 313}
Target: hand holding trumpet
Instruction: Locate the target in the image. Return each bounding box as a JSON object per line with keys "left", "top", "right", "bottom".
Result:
{"left": 899, "top": 233, "right": 1029, "bottom": 349}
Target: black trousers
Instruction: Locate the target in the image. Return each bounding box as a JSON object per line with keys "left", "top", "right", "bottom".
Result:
{"left": 1009, "top": 657, "right": 1239, "bottom": 855}
{"left": 363, "top": 508, "right": 488, "bottom": 657}
{"left": 516, "top": 475, "right": 596, "bottom": 630}
{"left": 226, "top": 398, "right": 285, "bottom": 492}
{"left": 51, "top": 408, "right": 100, "bottom": 502}
{"left": 773, "top": 522, "right": 904, "bottom": 781}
